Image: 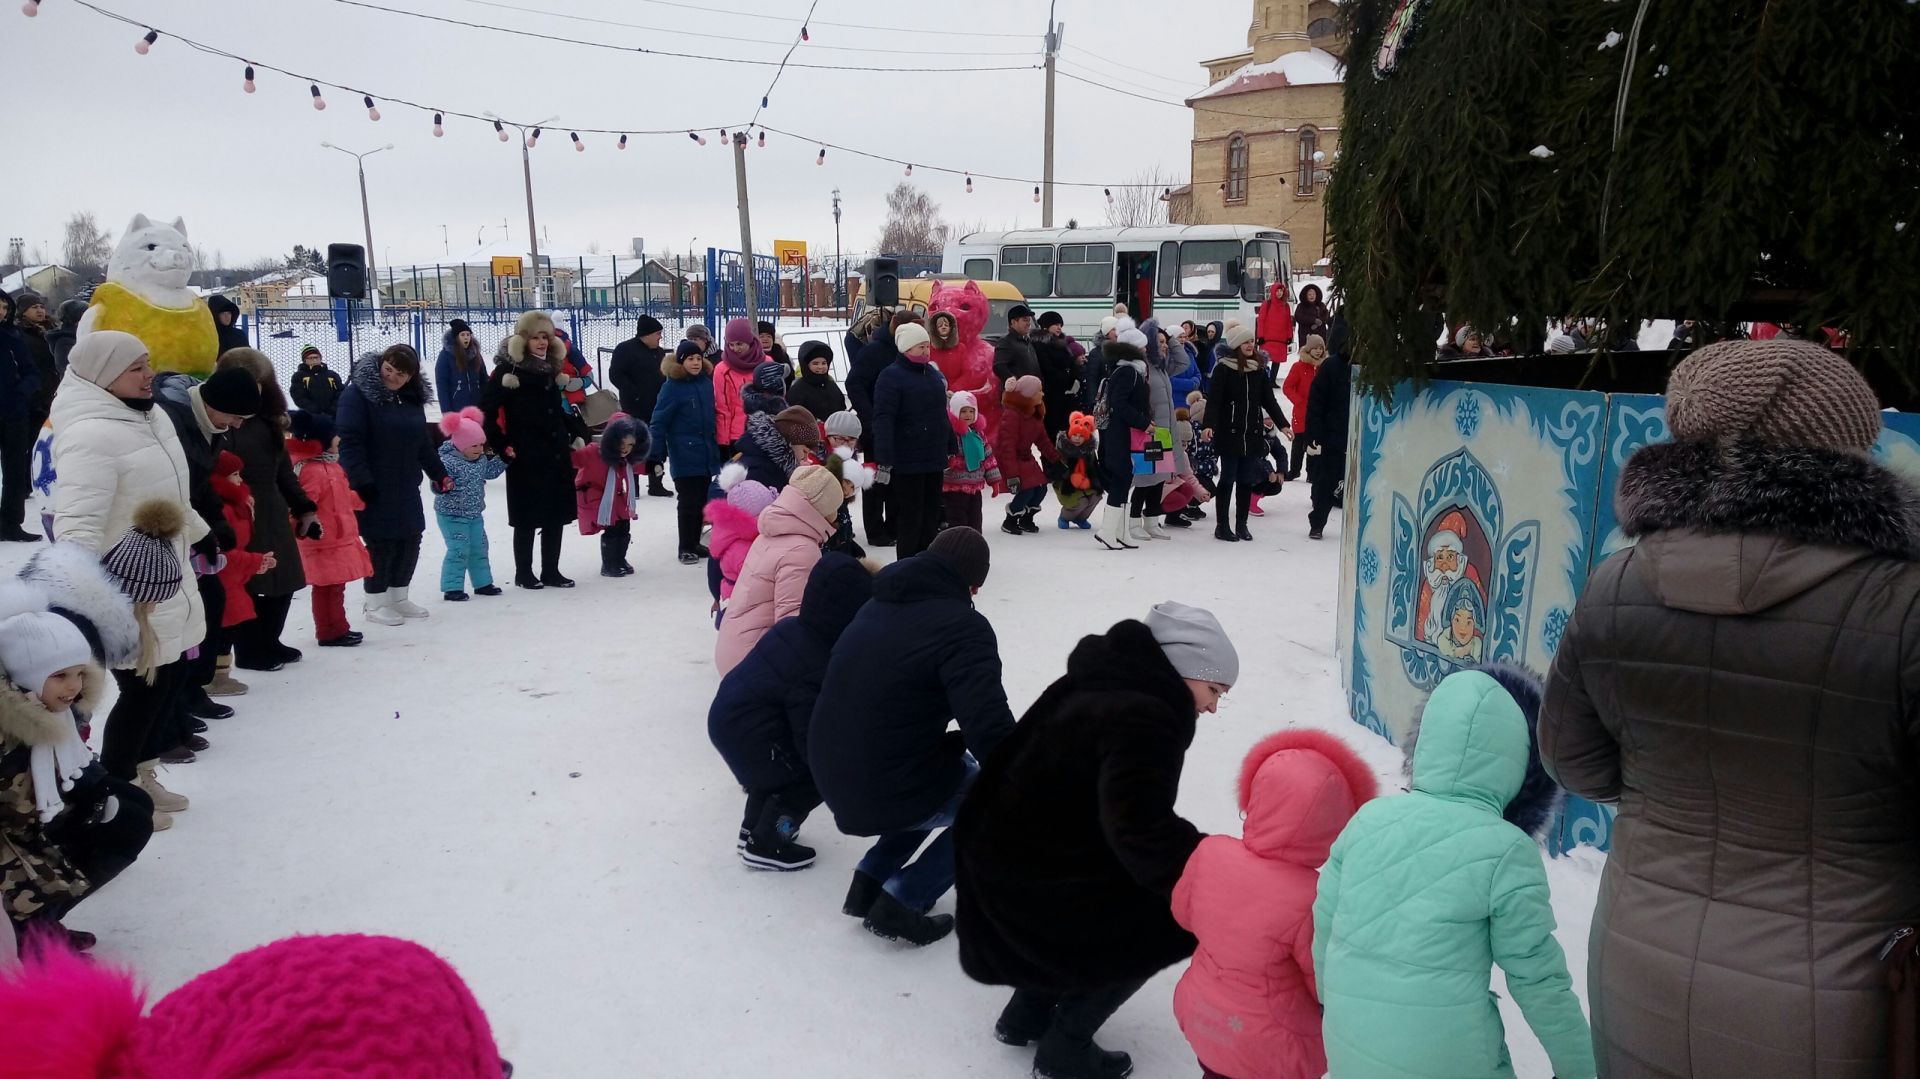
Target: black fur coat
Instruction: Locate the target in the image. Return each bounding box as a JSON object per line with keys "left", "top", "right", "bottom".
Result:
{"left": 954, "top": 619, "right": 1203, "bottom": 992}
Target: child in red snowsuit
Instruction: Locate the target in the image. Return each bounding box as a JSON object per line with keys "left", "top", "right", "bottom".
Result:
{"left": 572, "top": 413, "right": 650, "bottom": 577}
{"left": 210, "top": 452, "right": 273, "bottom": 631}
{"left": 994, "top": 375, "right": 1058, "bottom": 536}
{"left": 288, "top": 411, "right": 373, "bottom": 647}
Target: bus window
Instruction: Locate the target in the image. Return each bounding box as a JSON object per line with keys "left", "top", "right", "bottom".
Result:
{"left": 998, "top": 245, "right": 1054, "bottom": 298}
{"left": 1156, "top": 241, "right": 1179, "bottom": 296}
{"left": 1055, "top": 243, "right": 1114, "bottom": 297}
{"left": 1242, "top": 239, "right": 1285, "bottom": 303}
{"left": 1178, "top": 240, "right": 1242, "bottom": 297}
{"left": 962, "top": 258, "right": 994, "bottom": 282}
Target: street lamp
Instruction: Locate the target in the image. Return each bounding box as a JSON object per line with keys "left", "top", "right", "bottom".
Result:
{"left": 320, "top": 141, "right": 393, "bottom": 304}
{"left": 485, "top": 111, "right": 559, "bottom": 304}
{"left": 831, "top": 188, "right": 843, "bottom": 314}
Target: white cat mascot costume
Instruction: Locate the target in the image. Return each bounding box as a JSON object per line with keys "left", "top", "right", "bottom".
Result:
{"left": 76, "top": 215, "right": 217, "bottom": 377}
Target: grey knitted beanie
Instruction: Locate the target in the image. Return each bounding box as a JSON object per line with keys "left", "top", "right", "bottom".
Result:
{"left": 1665, "top": 339, "right": 1881, "bottom": 452}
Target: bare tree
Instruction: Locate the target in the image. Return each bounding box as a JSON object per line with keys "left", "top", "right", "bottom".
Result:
{"left": 1105, "top": 168, "right": 1180, "bottom": 228}
{"left": 876, "top": 183, "right": 948, "bottom": 255}
{"left": 62, "top": 212, "right": 113, "bottom": 275}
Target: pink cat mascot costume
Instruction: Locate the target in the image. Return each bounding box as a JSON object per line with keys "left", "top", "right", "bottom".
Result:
{"left": 928, "top": 281, "right": 1002, "bottom": 448}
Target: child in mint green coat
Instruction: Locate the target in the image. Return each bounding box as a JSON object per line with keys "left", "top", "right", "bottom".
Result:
{"left": 1312, "top": 666, "right": 1596, "bottom": 1079}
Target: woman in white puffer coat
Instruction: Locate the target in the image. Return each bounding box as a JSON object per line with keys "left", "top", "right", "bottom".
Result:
{"left": 50, "top": 331, "right": 209, "bottom": 782}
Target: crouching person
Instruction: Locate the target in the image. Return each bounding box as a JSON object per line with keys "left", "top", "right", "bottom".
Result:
{"left": 707, "top": 554, "right": 875, "bottom": 871}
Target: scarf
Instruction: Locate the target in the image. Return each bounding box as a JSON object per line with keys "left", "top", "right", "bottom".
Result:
{"left": 596, "top": 462, "right": 639, "bottom": 527}
{"left": 27, "top": 718, "right": 92, "bottom": 824}
{"left": 959, "top": 425, "right": 988, "bottom": 471}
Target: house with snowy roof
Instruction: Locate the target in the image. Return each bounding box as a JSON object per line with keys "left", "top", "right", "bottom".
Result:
{"left": 1178, "top": 0, "right": 1346, "bottom": 263}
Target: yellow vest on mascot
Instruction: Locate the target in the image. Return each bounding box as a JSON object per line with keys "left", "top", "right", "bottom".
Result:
{"left": 77, "top": 214, "right": 220, "bottom": 378}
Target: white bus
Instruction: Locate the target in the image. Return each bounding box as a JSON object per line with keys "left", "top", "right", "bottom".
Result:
{"left": 941, "top": 224, "right": 1293, "bottom": 341}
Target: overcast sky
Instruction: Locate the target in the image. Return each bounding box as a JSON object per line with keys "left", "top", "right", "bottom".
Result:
{"left": 2, "top": 0, "right": 1257, "bottom": 271}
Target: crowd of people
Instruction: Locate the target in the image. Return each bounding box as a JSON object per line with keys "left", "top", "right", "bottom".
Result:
{"left": 3, "top": 273, "right": 1916, "bottom": 1079}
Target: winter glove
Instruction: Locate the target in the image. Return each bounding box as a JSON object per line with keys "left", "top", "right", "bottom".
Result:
{"left": 1305, "top": 442, "right": 1324, "bottom": 457}
{"left": 571, "top": 438, "right": 587, "bottom": 451}
{"left": 873, "top": 466, "right": 891, "bottom": 485}
{"left": 354, "top": 483, "right": 380, "bottom": 505}
{"left": 296, "top": 512, "right": 323, "bottom": 541}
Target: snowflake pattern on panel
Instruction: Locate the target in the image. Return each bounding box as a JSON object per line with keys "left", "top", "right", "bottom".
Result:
{"left": 1359, "top": 544, "right": 1381, "bottom": 587}
{"left": 1454, "top": 393, "right": 1483, "bottom": 440}
{"left": 1542, "top": 606, "right": 1571, "bottom": 654}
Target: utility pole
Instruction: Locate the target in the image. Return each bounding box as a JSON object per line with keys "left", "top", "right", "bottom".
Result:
{"left": 831, "top": 188, "right": 843, "bottom": 315}
{"left": 487, "top": 112, "right": 557, "bottom": 305}
{"left": 732, "top": 131, "right": 758, "bottom": 322}
{"left": 1042, "top": 11, "right": 1063, "bottom": 228}
{"left": 320, "top": 141, "right": 392, "bottom": 306}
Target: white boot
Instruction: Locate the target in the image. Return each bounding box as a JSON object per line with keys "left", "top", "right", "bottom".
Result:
{"left": 1128, "top": 513, "right": 1155, "bottom": 542}
{"left": 363, "top": 592, "right": 405, "bottom": 627}
{"left": 390, "top": 587, "right": 431, "bottom": 620}
{"left": 1143, "top": 515, "right": 1172, "bottom": 540}
{"left": 1097, "top": 504, "right": 1137, "bottom": 550}
{"left": 137, "top": 760, "right": 188, "bottom": 812}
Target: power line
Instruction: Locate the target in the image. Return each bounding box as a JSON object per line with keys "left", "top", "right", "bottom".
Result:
{"left": 326, "top": 0, "right": 1039, "bottom": 72}
{"left": 1064, "top": 44, "right": 1203, "bottom": 92}
{"left": 442, "top": 0, "right": 1037, "bottom": 56}
{"left": 1055, "top": 65, "right": 1310, "bottom": 124}
{"left": 454, "top": 0, "right": 1033, "bottom": 39}
{"left": 749, "top": 0, "right": 820, "bottom": 129}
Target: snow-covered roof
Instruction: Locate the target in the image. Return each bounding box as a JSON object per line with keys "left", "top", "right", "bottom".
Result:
{"left": 1188, "top": 47, "right": 1343, "bottom": 101}
{"left": 2, "top": 265, "right": 58, "bottom": 293}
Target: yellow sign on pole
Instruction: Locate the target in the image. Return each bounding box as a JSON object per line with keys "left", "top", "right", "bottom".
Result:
{"left": 490, "top": 256, "right": 524, "bottom": 278}
{"left": 773, "top": 239, "right": 808, "bottom": 267}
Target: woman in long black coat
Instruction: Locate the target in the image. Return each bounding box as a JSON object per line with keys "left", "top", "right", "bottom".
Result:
{"left": 1093, "top": 338, "right": 1150, "bottom": 551}
{"left": 955, "top": 602, "right": 1238, "bottom": 1079}
{"left": 337, "top": 343, "right": 447, "bottom": 625}
{"left": 1204, "top": 327, "right": 1292, "bottom": 543}
{"left": 482, "top": 311, "right": 590, "bottom": 590}
{"left": 217, "top": 348, "right": 319, "bottom": 671}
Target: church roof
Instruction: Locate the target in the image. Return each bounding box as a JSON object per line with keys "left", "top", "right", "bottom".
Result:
{"left": 1188, "top": 47, "right": 1343, "bottom": 102}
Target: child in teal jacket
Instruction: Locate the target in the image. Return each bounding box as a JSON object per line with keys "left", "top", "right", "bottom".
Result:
{"left": 1312, "top": 667, "right": 1596, "bottom": 1079}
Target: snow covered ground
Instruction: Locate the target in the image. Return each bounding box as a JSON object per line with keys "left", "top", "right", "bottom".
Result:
{"left": 3, "top": 472, "right": 1604, "bottom": 1077}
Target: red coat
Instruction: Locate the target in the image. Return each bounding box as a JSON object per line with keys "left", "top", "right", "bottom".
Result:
{"left": 1281, "top": 361, "right": 1318, "bottom": 440}
{"left": 212, "top": 476, "right": 265, "bottom": 628}
{"left": 994, "top": 395, "right": 1059, "bottom": 492}
{"left": 288, "top": 439, "right": 373, "bottom": 588}
{"left": 1256, "top": 282, "right": 1294, "bottom": 351}
{"left": 572, "top": 445, "right": 640, "bottom": 536}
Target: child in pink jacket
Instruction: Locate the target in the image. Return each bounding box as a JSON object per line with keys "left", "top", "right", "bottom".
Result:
{"left": 712, "top": 464, "right": 844, "bottom": 676}
{"left": 572, "top": 412, "right": 650, "bottom": 578}
{"left": 705, "top": 468, "right": 777, "bottom": 624}
{"left": 1171, "top": 729, "right": 1380, "bottom": 1079}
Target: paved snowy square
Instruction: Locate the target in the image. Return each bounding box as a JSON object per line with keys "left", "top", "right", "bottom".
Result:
{"left": 1, "top": 481, "right": 1600, "bottom": 1077}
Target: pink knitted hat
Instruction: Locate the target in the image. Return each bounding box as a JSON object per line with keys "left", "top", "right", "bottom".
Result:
{"left": 0, "top": 933, "right": 508, "bottom": 1078}
{"left": 439, "top": 406, "right": 488, "bottom": 453}
{"left": 727, "top": 478, "right": 778, "bottom": 517}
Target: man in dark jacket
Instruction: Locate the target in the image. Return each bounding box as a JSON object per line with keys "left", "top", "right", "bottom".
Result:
{"left": 289, "top": 345, "right": 344, "bottom": 416}
{"left": 810, "top": 527, "right": 1014, "bottom": 947}
{"left": 47, "top": 298, "right": 86, "bottom": 379}
{"left": 870, "top": 321, "right": 953, "bottom": 559}
{"left": 1303, "top": 330, "right": 1352, "bottom": 541}
{"left": 957, "top": 602, "right": 1236, "bottom": 1079}
{"left": 992, "top": 304, "right": 1040, "bottom": 385}
{"left": 154, "top": 367, "right": 259, "bottom": 719}
{"left": 608, "top": 315, "right": 671, "bottom": 495}
{"left": 11, "top": 291, "right": 59, "bottom": 437}
{"left": 0, "top": 292, "right": 44, "bottom": 542}
{"left": 709, "top": 554, "right": 873, "bottom": 872}
{"left": 846, "top": 309, "right": 910, "bottom": 547}
{"left": 207, "top": 294, "right": 249, "bottom": 356}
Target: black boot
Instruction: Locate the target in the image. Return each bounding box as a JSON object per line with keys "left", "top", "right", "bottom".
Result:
{"left": 995, "top": 991, "right": 1058, "bottom": 1047}
{"left": 740, "top": 797, "right": 817, "bottom": 871}
{"left": 513, "top": 526, "right": 541, "bottom": 588}
{"left": 1018, "top": 507, "right": 1040, "bottom": 533}
{"left": 862, "top": 891, "right": 955, "bottom": 946}
{"left": 1000, "top": 511, "right": 1024, "bottom": 536}
{"left": 1234, "top": 488, "right": 1254, "bottom": 542}
{"left": 540, "top": 527, "right": 575, "bottom": 588}
{"left": 842, "top": 869, "right": 885, "bottom": 918}
{"left": 1033, "top": 1041, "right": 1133, "bottom": 1079}
{"left": 600, "top": 533, "right": 623, "bottom": 577}
{"left": 647, "top": 464, "right": 673, "bottom": 497}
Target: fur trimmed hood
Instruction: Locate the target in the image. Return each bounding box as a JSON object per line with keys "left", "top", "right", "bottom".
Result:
{"left": 661, "top": 348, "right": 708, "bottom": 382}
{"left": 1619, "top": 438, "right": 1920, "bottom": 561}
{"left": 10, "top": 546, "right": 143, "bottom": 669}
{"left": 348, "top": 352, "right": 431, "bottom": 406}
{"left": 597, "top": 414, "right": 652, "bottom": 465}
{"left": 1403, "top": 662, "right": 1565, "bottom": 838}
{"left": 1237, "top": 728, "right": 1379, "bottom": 864}
{"left": 0, "top": 663, "right": 105, "bottom": 747}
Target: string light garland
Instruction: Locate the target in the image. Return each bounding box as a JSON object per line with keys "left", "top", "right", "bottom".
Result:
{"left": 432, "top": 111, "right": 444, "bottom": 136}
{"left": 441, "top": 0, "right": 1031, "bottom": 56}
{"left": 745, "top": 0, "right": 819, "bottom": 130}
{"left": 527, "top": 126, "right": 541, "bottom": 148}
{"left": 618, "top": 133, "right": 628, "bottom": 149}
{"left": 965, "top": 173, "right": 973, "bottom": 194}
{"left": 816, "top": 147, "right": 826, "bottom": 165}
{"left": 1032, "top": 186, "right": 1040, "bottom": 203}
{"left": 242, "top": 63, "right": 256, "bottom": 93}
{"left": 495, "top": 119, "right": 509, "bottom": 142}
{"left": 756, "top": 130, "right": 765, "bottom": 148}
{"left": 133, "top": 27, "right": 155, "bottom": 53}
{"left": 688, "top": 131, "right": 707, "bottom": 145}
{"left": 570, "top": 131, "right": 584, "bottom": 152}
{"left": 904, "top": 163, "right": 913, "bottom": 177}
{"left": 309, "top": 84, "right": 326, "bottom": 110}
{"left": 364, "top": 94, "right": 381, "bottom": 120}
{"left": 450, "top": 0, "right": 1031, "bottom": 42}
{"left": 326, "top": 0, "right": 1032, "bottom": 74}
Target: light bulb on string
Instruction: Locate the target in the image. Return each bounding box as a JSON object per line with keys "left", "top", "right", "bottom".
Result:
{"left": 310, "top": 85, "right": 327, "bottom": 111}
{"left": 1105, "top": 188, "right": 1114, "bottom": 204}
{"left": 688, "top": 131, "right": 706, "bottom": 146}
{"left": 816, "top": 148, "right": 826, "bottom": 166}
{"left": 720, "top": 128, "right": 729, "bottom": 141}
{"left": 22, "top": 1, "right": 41, "bottom": 16}
{"left": 800, "top": 25, "right": 809, "bottom": 41}
{"left": 1032, "top": 186, "right": 1040, "bottom": 204}
{"left": 495, "top": 120, "right": 509, "bottom": 142}
{"left": 1159, "top": 187, "right": 1170, "bottom": 202}
{"left": 134, "top": 29, "right": 157, "bottom": 54}
{"left": 242, "top": 64, "right": 256, "bottom": 93}
{"left": 761, "top": 96, "right": 769, "bottom": 109}
{"left": 618, "top": 134, "right": 629, "bottom": 150}
{"left": 528, "top": 127, "right": 541, "bottom": 148}
{"left": 904, "top": 163, "right": 913, "bottom": 177}
{"left": 432, "top": 112, "right": 444, "bottom": 137}
{"left": 571, "top": 132, "right": 584, "bottom": 152}
{"left": 364, "top": 95, "right": 381, "bottom": 121}
{"left": 756, "top": 130, "right": 765, "bottom": 148}
{"left": 965, "top": 173, "right": 973, "bottom": 194}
